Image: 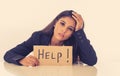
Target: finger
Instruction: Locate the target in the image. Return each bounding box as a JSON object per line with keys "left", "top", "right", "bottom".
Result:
{"left": 72, "top": 15, "right": 79, "bottom": 30}
{"left": 26, "top": 59, "right": 37, "bottom": 67}
{"left": 28, "top": 55, "right": 39, "bottom": 66}
{"left": 72, "top": 12, "right": 81, "bottom": 18}
{"left": 21, "top": 60, "right": 34, "bottom": 67}
{"left": 72, "top": 13, "right": 83, "bottom": 25}
{"left": 72, "top": 12, "right": 83, "bottom": 21}
{"left": 29, "top": 55, "right": 39, "bottom": 65}
{"left": 72, "top": 12, "right": 77, "bottom": 18}
{"left": 19, "top": 57, "right": 37, "bottom": 67}
{"left": 72, "top": 15, "right": 78, "bottom": 22}
{"left": 72, "top": 15, "right": 83, "bottom": 31}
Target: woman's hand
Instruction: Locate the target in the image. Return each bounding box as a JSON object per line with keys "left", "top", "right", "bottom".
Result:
{"left": 19, "top": 55, "right": 39, "bottom": 67}
{"left": 72, "top": 12, "right": 84, "bottom": 31}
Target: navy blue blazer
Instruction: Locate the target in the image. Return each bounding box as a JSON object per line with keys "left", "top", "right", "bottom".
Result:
{"left": 4, "top": 29, "right": 97, "bottom": 66}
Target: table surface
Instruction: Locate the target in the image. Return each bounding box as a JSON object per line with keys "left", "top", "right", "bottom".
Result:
{"left": 1, "top": 61, "right": 97, "bottom": 76}
{"left": 0, "top": 53, "right": 120, "bottom": 76}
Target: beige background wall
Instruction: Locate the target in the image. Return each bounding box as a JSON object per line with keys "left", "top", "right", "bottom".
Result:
{"left": 0, "top": 0, "right": 120, "bottom": 67}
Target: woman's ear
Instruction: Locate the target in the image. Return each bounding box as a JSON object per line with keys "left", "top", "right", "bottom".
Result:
{"left": 54, "top": 20, "right": 58, "bottom": 27}
{"left": 54, "top": 24, "right": 56, "bottom": 27}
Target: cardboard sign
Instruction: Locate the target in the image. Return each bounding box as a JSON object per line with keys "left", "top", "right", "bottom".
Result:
{"left": 34, "top": 46, "right": 72, "bottom": 66}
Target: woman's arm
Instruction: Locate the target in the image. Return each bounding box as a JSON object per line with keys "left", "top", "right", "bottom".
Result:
{"left": 73, "top": 29, "right": 97, "bottom": 66}
{"left": 4, "top": 32, "right": 39, "bottom": 65}
{"left": 72, "top": 11, "right": 97, "bottom": 66}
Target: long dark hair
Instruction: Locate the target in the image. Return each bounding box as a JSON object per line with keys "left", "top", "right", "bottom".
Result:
{"left": 41, "top": 10, "right": 76, "bottom": 33}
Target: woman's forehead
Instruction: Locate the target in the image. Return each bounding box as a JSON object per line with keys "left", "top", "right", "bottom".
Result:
{"left": 58, "top": 17, "right": 76, "bottom": 26}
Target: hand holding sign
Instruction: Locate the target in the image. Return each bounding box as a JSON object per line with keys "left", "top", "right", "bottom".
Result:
{"left": 19, "top": 55, "right": 39, "bottom": 67}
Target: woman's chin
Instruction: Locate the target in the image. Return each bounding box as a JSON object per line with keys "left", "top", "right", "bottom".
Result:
{"left": 56, "top": 37, "right": 65, "bottom": 41}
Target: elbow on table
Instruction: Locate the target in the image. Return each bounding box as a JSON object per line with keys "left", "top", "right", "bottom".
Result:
{"left": 87, "top": 57, "right": 97, "bottom": 66}
{"left": 4, "top": 51, "right": 10, "bottom": 63}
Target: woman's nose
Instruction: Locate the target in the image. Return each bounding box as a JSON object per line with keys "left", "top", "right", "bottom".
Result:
{"left": 62, "top": 27, "right": 67, "bottom": 33}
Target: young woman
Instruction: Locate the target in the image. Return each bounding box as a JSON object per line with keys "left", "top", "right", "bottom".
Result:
{"left": 4, "top": 10, "right": 97, "bottom": 66}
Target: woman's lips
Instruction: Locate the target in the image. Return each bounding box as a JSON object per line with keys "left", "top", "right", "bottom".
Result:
{"left": 58, "top": 33, "right": 64, "bottom": 38}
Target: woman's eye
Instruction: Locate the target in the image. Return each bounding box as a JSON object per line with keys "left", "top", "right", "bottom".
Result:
{"left": 68, "top": 28, "right": 74, "bottom": 31}
{"left": 60, "top": 22, "right": 65, "bottom": 26}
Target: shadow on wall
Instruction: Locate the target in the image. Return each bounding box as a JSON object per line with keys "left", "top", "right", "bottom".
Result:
{"left": 3, "top": 62, "right": 97, "bottom": 76}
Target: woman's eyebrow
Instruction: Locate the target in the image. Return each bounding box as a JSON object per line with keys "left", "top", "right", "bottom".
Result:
{"left": 69, "top": 26, "right": 75, "bottom": 29}
{"left": 60, "top": 20, "right": 66, "bottom": 23}
{"left": 60, "top": 20, "right": 75, "bottom": 28}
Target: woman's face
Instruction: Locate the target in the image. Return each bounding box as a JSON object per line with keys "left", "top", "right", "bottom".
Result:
{"left": 53, "top": 16, "right": 76, "bottom": 41}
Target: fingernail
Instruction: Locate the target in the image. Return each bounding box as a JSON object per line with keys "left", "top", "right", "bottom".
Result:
{"left": 28, "top": 66, "right": 33, "bottom": 68}
{"left": 72, "top": 12, "right": 74, "bottom": 13}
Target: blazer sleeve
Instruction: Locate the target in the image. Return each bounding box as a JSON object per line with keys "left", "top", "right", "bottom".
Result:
{"left": 73, "top": 29, "right": 97, "bottom": 66}
{"left": 4, "top": 31, "right": 39, "bottom": 65}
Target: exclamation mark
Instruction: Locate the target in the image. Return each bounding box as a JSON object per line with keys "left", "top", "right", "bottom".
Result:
{"left": 67, "top": 49, "right": 69, "bottom": 63}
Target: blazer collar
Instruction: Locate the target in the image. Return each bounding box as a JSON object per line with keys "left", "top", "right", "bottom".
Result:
{"left": 40, "top": 31, "right": 53, "bottom": 45}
